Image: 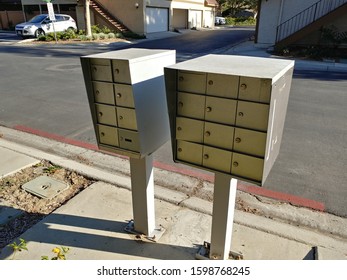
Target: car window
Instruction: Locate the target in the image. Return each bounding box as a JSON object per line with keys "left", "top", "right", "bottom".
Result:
{"left": 55, "top": 15, "right": 64, "bottom": 22}
{"left": 28, "top": 15, "right": 47, "bottom": 23}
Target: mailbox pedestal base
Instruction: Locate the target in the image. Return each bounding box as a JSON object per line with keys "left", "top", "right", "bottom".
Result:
{"left": 126, "top": 155, "right": 164, "bottom": 242}
{"left": 196, "top": 173, "right": 239, "bottom": 260}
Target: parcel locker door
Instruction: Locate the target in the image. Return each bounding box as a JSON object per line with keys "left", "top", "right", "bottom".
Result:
{"left": 231, "top": 153, "right": 264, "bottom": 183}
{"left": 114, "top": 84, "right": 134, "bottom": 108}
{"left": 238, "top": 77, "right": 271, "bottom": 103}
{"left": 176, "top": 140, "right": 203, "bottom": 166}
{"left": 205, "top": 96, "right": 237, "bottom": 125}
{"left": 202, "top": 146, "right": 232, "bottom": 173}
{"left": 236, "top": 101, "right": 269, "bottom": 132}
{"left": 176, "top": 117, "right": 204, "bottom": 143}
{"left": 233, "top": 128, "right": 267, "bottom": 157}
{"left": 177, "top": 70, "right": 206, "bottom": 94}
{"left": 95, "top": 104, "right": 117, "bottom": 126}
{"left": 206, "top": 73, "right": 239, "bottom": 99}
{"left": 97, "top": 125, "right": 119, "bottom": 147}
{"left": 177, "top": 92, "right": 205, "bottom": 120}
{"left": 203, "top": 122, "right": 234, "bottom": 150}
{"left": 118, "top": 129, "right": 140, "bottom": 152}
{"left": 93, "top": 81, "right": 115, "bottom": 105}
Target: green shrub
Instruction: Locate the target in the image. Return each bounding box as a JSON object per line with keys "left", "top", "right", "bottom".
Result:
{"left": 92, "top": 33, "right": 100, "bottom": 40}
{"left": 225, "top": 17, "right": 256, "bottom": 26}
{"left": 107, "top": 32, "right": 116, "bottom": 39}
{"left": 98, "top": 32, "right": 106, "bottom": 40}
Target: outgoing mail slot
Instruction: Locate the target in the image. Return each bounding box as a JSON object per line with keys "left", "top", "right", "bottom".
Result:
{"left": 176, "top": 117, "right": 204, "bottom": 143}
{"left": 231, "top": 153, "right": 264, "bottom": 182}
{"left": 117, "top": 107, "right": 137, "bottom": 130}
{"left": 112, "top": 60, "right": 131, "bottom": 84}
{"left": 97, "top": 124, "right": 119, "bottom": 147}
{"left": 233, "top": 128, "right": 267, "bottom": 157}
{"left": 202, "top": 146, "right": 232, "bottom": 173}
{"left": 203, "top": 122, "right": 234, "bottom": 150}
{"left": 177, "top": 92, "right": 205, "bottom": 120}
{"left": 93, "top": 81, "right": 115, "bottom": 105}
{"left": 118, "top": 129, "right": 140, "bottom": 152}
{"left": 206, "top": 73, "right": 239, "bottom": 99}
{"left": 95, "top": 104, "right": 117, "bottom": 126}
{"left": 114, "top": 84, "right": 134, "bottom": 108}
{"left": 236, "top": 101, "right": 269, "bottom": 132}
{"left": 176, "top": 140, "right": 203, "bottom": 165}
{"left": 239, "top": 77, "right": 271, "bottom": 103}
{"left": 90, "top": 59, "right": 112, "bottom": 82}
{"left": 177, "top": 71, "right": 206, "bottom": 94}
{"left": 205, "top": 96, "right": 237, "bottom": 125}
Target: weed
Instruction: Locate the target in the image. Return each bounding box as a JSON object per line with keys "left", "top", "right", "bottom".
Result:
{"left": 41, "top": 246, "right": 69, "bottom": 260}
{"left": 8, "top": 238, "right": 28, "bottom": 259}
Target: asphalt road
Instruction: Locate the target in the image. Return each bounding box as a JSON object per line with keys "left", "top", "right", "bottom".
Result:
{"left": 0, "top": 28, "right": 346, "bottom": 217}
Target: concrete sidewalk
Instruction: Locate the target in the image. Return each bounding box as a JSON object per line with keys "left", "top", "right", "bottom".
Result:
{"left": 0, "top": 126, "right": 346, "bottom": 260}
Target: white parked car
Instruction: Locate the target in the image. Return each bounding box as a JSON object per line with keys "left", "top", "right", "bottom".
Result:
{"left": 215, "top": 16, "right": 226, "bottom": 25}
{"left": 15, "top": 14, "right": 77, "bottom": 38}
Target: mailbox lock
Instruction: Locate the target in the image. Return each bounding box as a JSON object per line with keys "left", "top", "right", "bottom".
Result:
{"left": 238, "top": 112, "right": 244, "bottom": 117}
{"left": 116, "top": 93, "right": 122, "bottom": 98}
{"left": 233, "top": 161, "right": 239, "bottom": 167}
{"left": 93, "top": 66, "right": 97, "bottom": 72}
{"left": 178, "top": 148, "right": 182, "bottom": 152}
{"left": 208, "top": 80, "right": 214, "bottom": 85}
{"left": 98, "top": 112, "right": 103, "bottom": 117}
{"left": 206, "top": 106, "right": 212, "bottom": 112}
{"left": 114, "top": 68, "right": 120, "bottom": 74}
{"left": 205, "top": 131, "right": 211, "bottom": 137}
{"left": 178, "top": 76, "right": 184, "bottom": 81}
{"left": 177, "top": 126, "right": 182, "bottom": 131}
{"left": 95, "top": 90, "right": 100, "bottom": 95}
{"left": 240, "top": 83, "right": 247, "bottom": 90}
{"left": 100, "top": 132, "right": 105, "bottom": 137}
{"left": 178, "top": 101, "right": 184, "bottom": 108}
{"left": 119, "top": 115, "right": 124, "bottom": 120}
{"left": 235, "top": 137, "right": 241, "bottom": 143}
{"left": 203, "top": 154, "right": 209, "bottom": 159}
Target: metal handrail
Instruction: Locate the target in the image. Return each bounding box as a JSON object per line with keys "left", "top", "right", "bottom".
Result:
{"left": 276, "top": 0, "right": 347, "bottom": 43}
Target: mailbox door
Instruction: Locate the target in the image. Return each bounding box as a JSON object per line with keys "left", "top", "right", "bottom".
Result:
{"left": 177, "top": 92, "right": 205, "bottom": 119}
{"left": 238, "top": 77, "right": 271, "bottom": 103}
{"left": 116, "top": 107, "right": 137, "bottom": 130}
{"left": 233, "top": 128, "right": 267, "bottom": 157}
{"left": 90, "top": 59, "right": 112, "bottom": 82}
{"left": 97, "top": 124, "right": 119, "bottom": 147}
{"left": 236, "top": 101, "right": 269, "bottom": 131}
{"left": 231, "top": 153, "right": 264, "bottom": 182}
{"left": 95, "top": 104, "right": 117, "bottom": 126}
{"left": 112, "top": 60, "right": 131, "bottom": 84}
{"left": 205, "top": 96, "right": 237, "bottom": 125}
{"left": 177, "top": 71, "right": 206, "bottom": 94}
{"left": 206, "top": 73, "right": 239, "bottom": 99}
{"left": 203, "top": 122, "right": 234, "bottom": 150}
{"left": 176, "top": 140, "right": 203, "bottom": 165}
{"left": 93, "top": 81, "right": 115, "bottom": 105}
{"left": 114, "top": 84, "right": 134, "bottom": 108}
{"left": 118, "top": 129, "right": 140, "bottom": 152}
{"left": 202, "top": 146, "right": 233, "bottom": 173}
{"left": 176, "top": 117, "right": 204, "bottom": 143}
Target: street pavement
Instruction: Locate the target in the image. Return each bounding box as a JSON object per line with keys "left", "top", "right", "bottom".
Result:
{"left": 0, "top": 31, "right": 347, "bottom": 260}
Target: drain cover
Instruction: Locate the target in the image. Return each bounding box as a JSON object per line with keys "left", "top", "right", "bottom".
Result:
{"left": 22, "top": 176, "right": 68, "bottom": 199}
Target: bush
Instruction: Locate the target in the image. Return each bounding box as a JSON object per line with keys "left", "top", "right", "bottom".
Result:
{"left": 225, "top": 17, "right": 256, "bottom": 26}
{"left": 98, "top": 32, "right": 106, "bottom": 40}
{"left": 107, "top": 33, "right": 116, "bottom": 39}
{"left": 92, "top": 33, "right": 100, "bottom": 40}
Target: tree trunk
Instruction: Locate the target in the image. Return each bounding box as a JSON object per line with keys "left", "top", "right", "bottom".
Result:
{"left": 85, "top": 0, "right": 92, "bottom": 36}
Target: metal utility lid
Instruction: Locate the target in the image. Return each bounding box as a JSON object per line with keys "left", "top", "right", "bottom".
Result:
{"left": 22, "top": 176, "right": 68, "bottom": 199}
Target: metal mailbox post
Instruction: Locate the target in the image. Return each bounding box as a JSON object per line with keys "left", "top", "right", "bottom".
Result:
{"left": 165, "top": 55, "right": 294, "bottom": 259}
{"left": 81, "top": 48, "right": 176, "bottom": 240}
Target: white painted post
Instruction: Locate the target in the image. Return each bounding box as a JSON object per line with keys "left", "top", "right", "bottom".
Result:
{"left": 129, "top": 155, "right": 155, "bottom": 236}
{"left": 209, "top": 173, "right": 237, "bottom": 260}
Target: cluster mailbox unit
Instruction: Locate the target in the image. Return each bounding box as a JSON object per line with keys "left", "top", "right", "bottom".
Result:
{"left": 164, "top": 55, "right": 294, "bottom": 186}
{"left": 81, "top": 48, "right": 176, "bottom": 239}
{"left": 165, "top": 54, "right": 294, "bottom": 259}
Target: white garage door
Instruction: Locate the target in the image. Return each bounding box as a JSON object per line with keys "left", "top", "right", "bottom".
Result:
{"left": 189, "top": 10, "right": 202, "bottom": 29}
{"left": 146, "top": 7, "right": 169, "bottom": 33}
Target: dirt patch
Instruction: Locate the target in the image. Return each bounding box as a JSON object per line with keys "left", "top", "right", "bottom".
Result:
{"left": 0, "top": 160, "right": 94, "bottom": 249}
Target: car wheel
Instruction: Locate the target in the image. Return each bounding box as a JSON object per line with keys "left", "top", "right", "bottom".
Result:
{"left": 35, "top": 29, "right": 45, "bottom": 38}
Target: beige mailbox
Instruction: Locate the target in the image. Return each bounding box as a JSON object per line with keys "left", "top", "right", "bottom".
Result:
{"left": 165, "top": 55, "right": 294, "bottom": 186}
{"left": 81, "top": 48, "right": 176, "bottom": 240}
{"left": 81, "top": 48, "right": 176, "bottom": 158}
